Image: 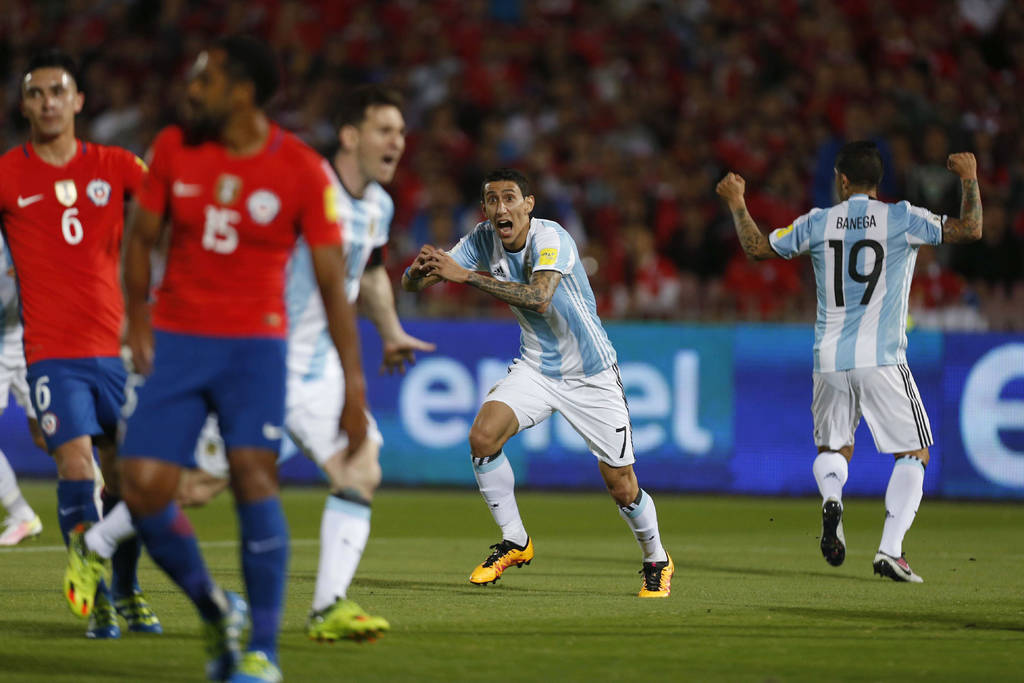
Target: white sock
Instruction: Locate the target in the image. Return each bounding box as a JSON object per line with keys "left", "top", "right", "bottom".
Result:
{"left": 0, "top": 450, "right": 35, "bottom": 521}
{"left": 812, "top": 451, "right": 848, "bottom": 505}
{"left": 312, "top": 493, "right": 371, "bottom": 612}
{"left": 879, "top": 456, "right": 925, "bottom": 557}
{"left": 84, "top": 500, "right": 136, "bottom": 559}
{"left": 472, "top": 452, "right": 528, "bottom": 547}
{"left": 618, "top": 489, "right": 668, "bottom": 563}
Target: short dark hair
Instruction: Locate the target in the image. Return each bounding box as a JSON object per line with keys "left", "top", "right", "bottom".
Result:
{"left": 23, "top": 49, "right": 80, "bottom": 90}
{"left": 480, "top": 168, "right": 532, "bottom": 202}
{"left": 835, "top": 140, "right": 883, "bottom": 188}
{"left": 214, "top": 35, "right": 280, "bottom": 106}
{"left": 334, "top": 84, "right": 404, "bottom": 129}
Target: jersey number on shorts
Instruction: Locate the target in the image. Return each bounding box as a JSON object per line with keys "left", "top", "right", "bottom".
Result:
{"left": 616, "top": 424, "right": 629, "bottom": 459}
{"left": 61, "top": 208, "right": 84, "bottom": 245}
{"left": 34, "top": 376, "right": 52, "bottom": 411}
{"left": 202, "top": 206, "right": 241, "bottom": 254}
{"left": 827, "top": 238, "right": 883, "bottom": 306}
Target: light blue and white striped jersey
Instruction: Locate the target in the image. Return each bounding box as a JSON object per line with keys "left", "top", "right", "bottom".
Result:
{"left": 0, "top": 232, "right": 24, "bottom": 358}
{"left": 769, "top": 194, "right": 943, "bottom": 372}
{"left": 285, "top": 169, "right": 393, "bottom": 378}
{"left": 450, "top": 217, "right": 616, "bottom": 379}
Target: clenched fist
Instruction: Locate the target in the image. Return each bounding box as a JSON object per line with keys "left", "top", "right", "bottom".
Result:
{"left": 947, "top": 152, "right": 977, "bottom": 180}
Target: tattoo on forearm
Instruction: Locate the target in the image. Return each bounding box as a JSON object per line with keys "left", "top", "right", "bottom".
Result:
{"left": 466, "top": 271, "right": 558, "bottom": 310}
{"left": 943, "top": 178, "right": 982, "bottom": 242}
{"left": 731, "top": 206, "right": 772, "bottom": 258}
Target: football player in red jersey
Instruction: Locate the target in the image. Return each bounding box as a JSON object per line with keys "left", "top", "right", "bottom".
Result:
{"left": 65, "top": 36, "right": 368, "bottom": 683}
{"left": 0, "top": 50, "right": 161, "bottom": 639}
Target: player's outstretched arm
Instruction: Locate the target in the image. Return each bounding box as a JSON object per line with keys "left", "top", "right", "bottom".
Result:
{"left": 401, "top": 244, "right": 444, "bottom": 292}
{"left": 123, "top": 202, "right": 163, "bottom": 375}
{"left": 311, "top": 243, "right": 368, "bottom": 453}
{"left": 942, "top": 152, "right": 983, "bottom": 244}
{"left": 424, "top": 249, "right": 561, "bottom": 312}
{"left": 465, "top": 269, "right": 561, "bottom": 313}
{"left": 359, "top": 264, "right": 436, "bottom": 374}
{"left": 716, "top": 172, "right": 777, "bottom": 260}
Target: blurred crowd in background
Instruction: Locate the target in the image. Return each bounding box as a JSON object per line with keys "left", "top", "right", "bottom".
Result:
{"left": 2, "top": 0, "right": 1021, "bottom": 329}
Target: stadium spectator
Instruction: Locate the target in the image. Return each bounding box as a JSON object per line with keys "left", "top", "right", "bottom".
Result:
{"left": 2, "top": 0, "right": 1024, "bottom": 328}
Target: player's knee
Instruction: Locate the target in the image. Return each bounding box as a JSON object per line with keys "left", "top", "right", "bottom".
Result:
{"left": 896, "top": 447, "right": 929, "bottom": 466}
{"left": 600, "top": 464, "right": 639, "bottom": 506}
{"left": 228, "top": 452, "right": 279, "bottom": 503}
{"left": 468, "top": 423, "right": 505, "bottom": 458}
{"left": 53, "top": 445, "right": 95, "bottom": 480}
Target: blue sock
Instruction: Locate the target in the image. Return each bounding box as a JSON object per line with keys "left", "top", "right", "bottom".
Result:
{"left": 56, "top": 480, "right": 98, "bottom": 546}
{"left": 134, "top": 503, "right": 222, "bottom": 622}
{"left": 238, "top": 498, "right": 289, "bottom": 663}
{"left": 102, "top": 491, "right": 141, "bottom": 598}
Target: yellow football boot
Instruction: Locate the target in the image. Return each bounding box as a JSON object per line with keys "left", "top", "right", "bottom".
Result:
{"left": 638, "top": 553, "right": 674, "bottom": 598}
{"left": 469, "top": 538, "right": 534, "bottom": 585}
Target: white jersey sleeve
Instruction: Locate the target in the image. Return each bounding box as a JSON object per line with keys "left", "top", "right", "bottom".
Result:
{"left": 769, "top": 209, "right": 817, "bottom": 259}
{"left": 904, "top": 202, "right": 944, "bottom": 246}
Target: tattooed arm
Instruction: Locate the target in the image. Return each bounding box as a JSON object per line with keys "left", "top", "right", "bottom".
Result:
{"left": 715, "top": 172, "right": 778, "bottom": 260}
{"left": 425, "top": 249, "right": 561, "bottom": 313}
{"left": 942, "top": 152, "right": 983, "bottom": 244}
{"left": 465, "top": 270, "right": 561, "bottom": 313}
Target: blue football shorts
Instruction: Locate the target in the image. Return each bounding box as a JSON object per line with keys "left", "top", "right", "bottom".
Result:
{"left": 26, "top": 356, "right": 127, "bottom": 452}
{"left": 119, "top": 331, "right": 287, "bottom": 467}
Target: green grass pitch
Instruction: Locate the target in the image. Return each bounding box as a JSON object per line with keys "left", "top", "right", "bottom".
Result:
{"left": 1, "top": 480, "right": 1021, "bottom": 681}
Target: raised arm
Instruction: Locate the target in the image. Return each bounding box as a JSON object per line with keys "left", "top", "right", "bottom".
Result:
{"left": 359, "top": 261, "right": 435, "bottom": 373}
{"left": 424, "top": 249, "right": 561, "bottom": 313}
{"left": 123, "top": 202, "right": 164, "bottom": 375}
{"left": 941, "top": 152, "right": 982, "bottom": 244}
{"left": 310, "top": 243, "right": 368, "bottom": 453}
{"left": 715, "top": 172, "right": 778, "bottom": 260}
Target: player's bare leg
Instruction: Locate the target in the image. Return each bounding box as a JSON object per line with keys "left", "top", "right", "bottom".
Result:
{"left": 176, "top": 468, "right": 232, "bottom": 507}
{"left": 307, "top": 438, "right": 389, "bottom": 642}
{"left": 814, "top": 444, "right": 852, "bottom": 567}
{"left": 467, "top": 401, "right": 532, "bottom": 585}
{"left": 601, "top": 462, "right": 673, "bottom": 597}
{"left": 874, "top": 447, "right": 929, "bottom": 583}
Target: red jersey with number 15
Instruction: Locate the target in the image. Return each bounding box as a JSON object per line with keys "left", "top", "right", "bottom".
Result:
{"left": 137, "top": 125, "right": 342, "bottom": 338}
{"left": 0, "top": 141, "right": 146, "bottom": 364}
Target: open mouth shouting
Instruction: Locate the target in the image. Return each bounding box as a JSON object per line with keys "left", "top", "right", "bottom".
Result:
{"left": 496, "top": 218, "right": 515, "bottom": 238}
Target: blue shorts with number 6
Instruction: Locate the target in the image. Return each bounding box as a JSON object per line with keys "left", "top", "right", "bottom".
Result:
{"left": 26, "top": 357, "right": 127, "bottom": 452}
{"left": 119, "top": 330, "right": 287, "bottom": 467}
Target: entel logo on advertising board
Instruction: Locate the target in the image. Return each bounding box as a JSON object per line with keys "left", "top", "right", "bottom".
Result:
{"left": 961, "top": 343, "right": 1024, "bottom": 489}
{"left": 399, "top": 350, "right": 713, "bottom": 455}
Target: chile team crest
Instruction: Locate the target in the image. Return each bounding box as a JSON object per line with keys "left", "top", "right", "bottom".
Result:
{"left": 54, "top": 180, "right": 77, "bottom": 207}
{"left": 86, "top": 179, "right": 112, "bottom": 206}
{"left": 246, "top": 189, "right": 281, "bottom": 225}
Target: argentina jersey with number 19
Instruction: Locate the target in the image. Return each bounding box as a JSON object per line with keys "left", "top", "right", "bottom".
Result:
{"left": 285, "top": 173, "right": 393, "bottom": 379}
{"left": 769, "top": 194, "right": 944, "bottom": 372}
{"left": 449, "top": 217, "right": 616, "bottom": 380}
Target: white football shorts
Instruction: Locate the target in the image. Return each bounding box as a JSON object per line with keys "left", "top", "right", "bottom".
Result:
{"left": 194, "top": 352, "right": 381, "bottom": 476}
{"left": 0, "top": 348, "right": 34, "bottom": 419}
{"left": 485, "top": 360, "right": 635, "bottom": 467}
{"left": 812, "top": 363, "right": 933, "bottom": 455}
{"left": 284, "top": 352, "right": 381, "bottom": 467}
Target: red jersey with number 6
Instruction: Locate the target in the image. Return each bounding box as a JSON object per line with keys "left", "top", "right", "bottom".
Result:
{"left": 0, "top": 141, "right": 146, "bottom": 364}
{"left": 136, "top": 124, "right": 342, "bottom": 338}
